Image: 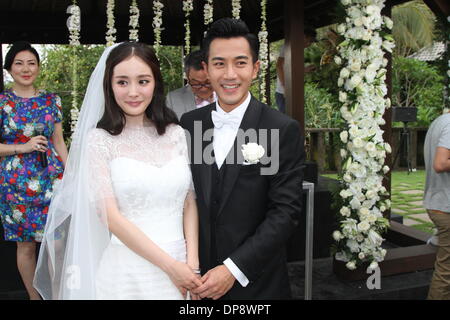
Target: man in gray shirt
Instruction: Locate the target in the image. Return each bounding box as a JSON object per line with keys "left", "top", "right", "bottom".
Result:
{"left": 166, "top": 50, "right": 216, "bottom": 120}
{"left": 423, "top": 111, "right": 450, "bottom": 300}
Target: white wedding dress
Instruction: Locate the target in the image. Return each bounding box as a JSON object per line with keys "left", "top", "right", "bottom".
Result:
{"left": 87, "top": 124, "right": 193, "bottom": 300}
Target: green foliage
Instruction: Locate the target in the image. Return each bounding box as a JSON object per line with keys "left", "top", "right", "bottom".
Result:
{"left": 34, "top": 45, "right": 105, "bottom": 140}
{"left": 304, "top": 83, "right": 341, "bottom": 128}
{"left": 392, "top": 0, "right": 436, "bottom": 57}
{"left": 392, "top": 56, "right": 444, "bottom": 126}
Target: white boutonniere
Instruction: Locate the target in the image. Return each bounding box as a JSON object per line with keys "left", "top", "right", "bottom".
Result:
{"left": 241, "top": 142, "right": 265, "bottom": 165}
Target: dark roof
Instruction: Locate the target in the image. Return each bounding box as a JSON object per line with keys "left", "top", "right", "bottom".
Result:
{"left": 0, "top": 0, "right": 416, "bottom": 45}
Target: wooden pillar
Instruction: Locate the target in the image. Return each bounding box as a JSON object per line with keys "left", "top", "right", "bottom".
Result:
{"left": 381, "top": 5, "right": 393, "bottom": 218}
{"left": 0, "top": 44, "right": 4, "bottom": 92}
{"left": 284, "top": 0, "right": 305, "bottom": 136}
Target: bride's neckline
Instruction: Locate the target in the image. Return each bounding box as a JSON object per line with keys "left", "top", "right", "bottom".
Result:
{"left": 124, "top": 120, "right": 154, "bottom": 131}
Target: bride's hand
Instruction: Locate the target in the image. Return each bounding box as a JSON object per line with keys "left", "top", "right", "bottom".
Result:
{"left": 166, "top": 260, "right": 203, "bottom": 292}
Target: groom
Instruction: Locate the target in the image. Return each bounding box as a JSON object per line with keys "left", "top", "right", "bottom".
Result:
{"left": 180, "top": 18, "right": 305, "bottom": 299}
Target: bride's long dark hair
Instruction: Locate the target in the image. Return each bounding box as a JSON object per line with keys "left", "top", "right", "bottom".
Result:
{"left": 97, "top": 42, "right": 178, "bottom": 135}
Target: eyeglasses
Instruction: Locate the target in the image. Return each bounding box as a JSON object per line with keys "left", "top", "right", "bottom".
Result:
{"left": 189, "top": 82, "right": 212, "bottom": 89}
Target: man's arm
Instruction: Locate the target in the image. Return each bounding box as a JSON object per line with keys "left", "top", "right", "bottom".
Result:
{"left": 229, "top": 119, "right": 304, "bottom": 281}
{"left": 433, "top": 147, "right": 450, "bottom": 173}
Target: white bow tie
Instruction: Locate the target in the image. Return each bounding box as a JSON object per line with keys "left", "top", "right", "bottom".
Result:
{"left": 211, "top": 110, "right": 241, "bottom": 129}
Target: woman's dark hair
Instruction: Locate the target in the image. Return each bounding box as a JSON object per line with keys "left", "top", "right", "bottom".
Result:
{"left": 202, "top": 18, "right": 259, "bottom": 63}
{"left": 97, "top": 42, "right": 178, "bottom": 136}
{"left": 3, "top": 41, "right": 40, "bottom": 70}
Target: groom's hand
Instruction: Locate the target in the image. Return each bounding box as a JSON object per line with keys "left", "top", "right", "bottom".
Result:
{"left": 192, "top": 265, "right": 235, "bottom": 300}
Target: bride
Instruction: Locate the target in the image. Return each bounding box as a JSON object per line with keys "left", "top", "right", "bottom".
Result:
{"left": 33, "top": 42, "right": 202, "bottom": 299}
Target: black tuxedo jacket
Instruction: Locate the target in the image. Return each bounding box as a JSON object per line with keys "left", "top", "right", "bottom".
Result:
{"left": 180, "top": 96, "right": 305, "bottom": 299}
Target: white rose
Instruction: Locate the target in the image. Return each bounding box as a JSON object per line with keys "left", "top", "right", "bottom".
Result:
{"left": 350, "top": 197, "right": 361, "bottom": 210}
{"left": 366, "top": 190, "right": 376, "bottom": 200}
{"left": 358, "top": 221, "right": 370, "bottom": 232}
{"left": 349, "top": 74, "right": 362, "bottom": 88}
{"left": 241, "top": 143, "right": 265, "bottom": 164}
{"left": 339, "top": 91, "right": 348, "bottom": 103}
{"left": 343, "top": 173, "right": 353, "bottom": 183}
{"left": 347, "top": 239, "right": 360, "bottom": 253}
{"left": 334, "top": 56, "right": 342, "bottom": 65}
{"left": 359, "top": 207, "right": 370, "bottom": 216}
{"left": 333, "top": 230, "right": 343, "bottom": 241}
{"left": 383, "top": 165, "right": 390, "bottom": 174}
{"left": 380, "top": 205, "right": 386, "bottom": 212}
{"left": 354, "top": 17, "right": 363, "bottom": 27}
{"left": 358, "top": 252, "right": 366, "bottom": 260}
{"left": 340, "top": 131, "right": 349, "bottom": 143}
{"left": 365, "top": 142, "right": 376, "bottom": 153}
{"left": 367, "top": 214, "right": 377, "bottom": 223}
{"left": 349, "top": 59, "right": 361, "bottom": 72}
{"left": 368, "top": 229, "right": 383, "bottom": 245}
{"left": 340, "top": 67, "right": 350, "bottom": 79}
{"left": 340, "top": 206, "right": 351, "bottom": 217}
{"left": 368, "top": 261, "right": 379, "bottom": 271}
{"left": 340, "top": 149, "right": 348, "bottom": 158}
{"left": 340, "top": 189, "right": 351, "bottom": 199}
{"left": 349, "top": 126, "right": 360, "bottom": 138}
{"left": 356, "top": 234, "right": 365, "bottom": 243}
{"left": 353, "top": 137, "right": 364, "bottom": 148}
{"left": 383, "top": 16, "right": 393, "bottom": 29}
{"left": 346, "top": 261, "right": 357, "bottom": 270}
{"left": 337, "top": 23, "right": 346, "bottom": 34}
{"left": 384, "top": 143, "right": 392, "bottom": 153}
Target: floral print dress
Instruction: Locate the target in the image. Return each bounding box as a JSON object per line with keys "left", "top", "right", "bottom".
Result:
{"left": 0, "top": 90, "right": 64, "bottom": 242}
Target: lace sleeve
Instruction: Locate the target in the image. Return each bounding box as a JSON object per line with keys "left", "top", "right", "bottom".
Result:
{"left": 172, "top": 125, "right": 196, "bottom": 201}
{"left": 87, "top": 129, "right": 115, "bottom": 200}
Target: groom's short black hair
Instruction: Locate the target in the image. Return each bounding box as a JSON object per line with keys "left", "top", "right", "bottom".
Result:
{"left": 202, "top": 18, "right": 259, "bottom": 63}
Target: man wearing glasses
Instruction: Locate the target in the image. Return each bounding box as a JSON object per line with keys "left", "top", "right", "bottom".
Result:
{"left": 166, "top": 50, "right": 216, "bottom": 119}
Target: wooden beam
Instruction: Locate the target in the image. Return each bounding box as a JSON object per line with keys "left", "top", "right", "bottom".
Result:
{"left": 284, "top": 0, "right": 305, "bottom": 135}
{"left": 381, "top": 5, "right": 393, "bottom": 219}
{"left": 423, "top": 0, "right": 450, "bottom": 17}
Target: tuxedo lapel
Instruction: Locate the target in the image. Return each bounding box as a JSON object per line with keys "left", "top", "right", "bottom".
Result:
{"left": 199, "top": 105, "right": 215, "bottom": 210}
{"left": 217, "top": 96, "right": 262, "bottom": 216}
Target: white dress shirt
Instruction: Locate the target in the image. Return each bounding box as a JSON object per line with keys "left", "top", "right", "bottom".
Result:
{"left": 213, "top": 92, "right": 251, "bottom": 287}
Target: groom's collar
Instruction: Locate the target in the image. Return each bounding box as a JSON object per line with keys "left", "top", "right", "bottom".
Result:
{"left": 214, "top": 92, "right": 252, "bottom": 121}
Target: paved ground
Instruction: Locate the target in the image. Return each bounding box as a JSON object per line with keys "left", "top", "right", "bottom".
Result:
{"left": 391, "top": 173, "right": 435, "bottom": 235}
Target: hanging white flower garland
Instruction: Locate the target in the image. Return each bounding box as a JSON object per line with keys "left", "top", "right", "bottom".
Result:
{"left": 258, "top": 0, "right": 268, "bottom": 103}
{"left": 67, "top": 1, "right": 81, "bottom": 133}
{"left": 183, "top": 0, "right": 194, "bottom": 56}
{"left": 332, "top": 0, "right": 395, "bottom": 271}
{"left": 204, "top": 0, "right": 214, "bottom": 26}
{"left": 129, "top": 0, "right": 140, "bottom": 42}
{"left": 152, "top": 0, "right": 164, "bottom": 56}
{"left": 232, "top": 0, "right": 241, "bottom": 19}
{"left": 106, "top": 0, "right": 116, "bottom": 46}
{"left": 67, "top": 3, "right": 81, "bottom": 46}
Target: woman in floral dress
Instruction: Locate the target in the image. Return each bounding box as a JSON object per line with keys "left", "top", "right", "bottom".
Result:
{"left": 0, "top": 41, "right": 68, "bottom": 299}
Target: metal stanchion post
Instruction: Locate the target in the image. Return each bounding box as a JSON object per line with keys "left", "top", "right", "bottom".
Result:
{"left": 303, "top": 181, "right": 314, "bottom": 300}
